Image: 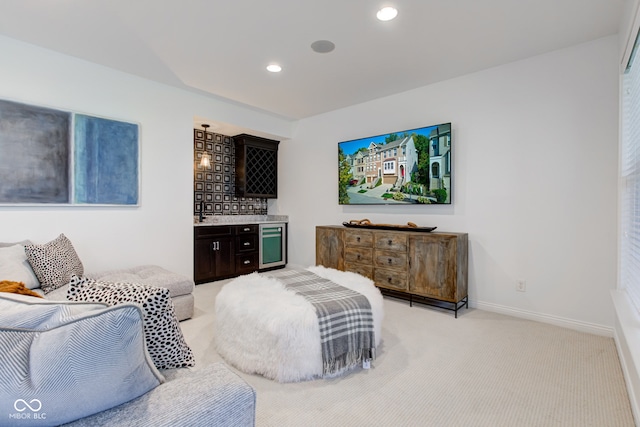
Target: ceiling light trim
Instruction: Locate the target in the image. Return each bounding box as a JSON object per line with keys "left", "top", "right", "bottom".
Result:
{"left": 377, "top": 7, "right": 398, "bottom": 21}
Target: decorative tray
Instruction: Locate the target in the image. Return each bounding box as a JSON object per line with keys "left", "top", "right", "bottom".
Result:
{"left": 342, "top": 220, "right": 436, "bottom": 233}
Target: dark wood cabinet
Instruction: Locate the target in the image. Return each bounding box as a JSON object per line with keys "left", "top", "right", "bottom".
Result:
{"left": 234, "top": 134, "right": 279, "bottom": 198}
{"left": 194, "top": 226, "right": 235, "bottom": 284}
{"left": 316, "top": 225, "right": 468, "bottom": 317}
{"left": 194, "top": 224, "right": 259, "bottom": 284}
{"left": 234, "top": 224, "right": 259, "bottom": 275}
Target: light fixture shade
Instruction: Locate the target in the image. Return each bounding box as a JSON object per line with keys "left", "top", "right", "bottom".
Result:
{"left": 200, "top": 153, "right": 210, "bottom": 168}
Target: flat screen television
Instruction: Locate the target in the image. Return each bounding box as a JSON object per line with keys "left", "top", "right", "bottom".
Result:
{"left": 338, "top": 123, "right": 452, "bottom": 205}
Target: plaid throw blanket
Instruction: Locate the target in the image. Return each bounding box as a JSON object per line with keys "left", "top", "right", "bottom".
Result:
{"left": 266, "top": 269, "right": 375, "bottom": 376}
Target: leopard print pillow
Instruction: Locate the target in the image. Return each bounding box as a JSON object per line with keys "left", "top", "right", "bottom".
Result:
{"left": 24, "top": 234, "right": 84, "bottom": 294}
{"left": 67, "top": 275, "right": 195, "bottom": 370}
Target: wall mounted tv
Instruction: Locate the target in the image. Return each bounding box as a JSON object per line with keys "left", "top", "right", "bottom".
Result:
{"left": 338, "top": 123, "right": 451, "bottom": 205}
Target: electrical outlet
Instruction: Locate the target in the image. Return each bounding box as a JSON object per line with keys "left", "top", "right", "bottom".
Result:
{"left": 516, "top": 280, "right": 526, "bottom": 292}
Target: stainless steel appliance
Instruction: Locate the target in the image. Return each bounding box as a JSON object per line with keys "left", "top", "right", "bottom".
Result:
{"left": 259, "top": 223, "right": 287, "bottom": 269}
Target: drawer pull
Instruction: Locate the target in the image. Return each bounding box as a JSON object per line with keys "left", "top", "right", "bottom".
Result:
{"left": 243, "top": 260, "right": 251, "bottom": 265}
{"left": 356, "top": 237, "right": 360, "bottom": 242}
{"left": 243, "top": 227, "right": 250, "bottom": 232}
{"left": 387, "top": 277, "right": 392, "bottom": 283}
{"left": 388, "top": 239, "right": 392, "bottom": 245}
{"left": 243, "top": 242, "right": 250, "bottom": 246}
{"left": 388, "top": 258, "right": 392, "bottom": 264}
{"left": 357, "top": 254, "right": 361, "bottom": 260}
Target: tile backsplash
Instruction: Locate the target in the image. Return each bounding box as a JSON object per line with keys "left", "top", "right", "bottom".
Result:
{"left": 193, "top": 129, "right": 267, "bottom": 217}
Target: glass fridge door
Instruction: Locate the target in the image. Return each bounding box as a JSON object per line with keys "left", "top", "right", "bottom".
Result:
{"left": 261, "top": 226, "right": 283, "bottom": 265}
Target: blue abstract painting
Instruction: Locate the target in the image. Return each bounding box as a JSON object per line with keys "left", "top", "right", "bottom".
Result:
{"left": 74, "top": 115, "right": 139, "bottom": 205}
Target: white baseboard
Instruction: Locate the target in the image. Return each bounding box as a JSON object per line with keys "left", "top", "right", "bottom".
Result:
{"left": 471, "top": 299, "right": 614, "bottom": 337}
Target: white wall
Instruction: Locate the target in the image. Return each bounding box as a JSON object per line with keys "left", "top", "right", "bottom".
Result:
{"left": 276, "top": 36, "right": 619, "bottom": 332}
{"left": 0, "top": 33, "right": 620, "bottom": 332}
{"left": 0, "top": 35, "right": 293, "bottom": 278}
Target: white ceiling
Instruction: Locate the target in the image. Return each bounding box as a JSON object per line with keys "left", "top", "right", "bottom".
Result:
{"left": 0, "top": 0, "right": 625, "bottom": 121}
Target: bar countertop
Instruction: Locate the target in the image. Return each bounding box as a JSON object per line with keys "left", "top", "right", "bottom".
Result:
{"left": 194, "top": 215, "right": 288, "bottom": 226}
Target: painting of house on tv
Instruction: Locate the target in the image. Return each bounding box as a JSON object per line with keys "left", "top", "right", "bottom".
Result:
{"left": 338, "top": 123, "right": 451, "bottom": 205}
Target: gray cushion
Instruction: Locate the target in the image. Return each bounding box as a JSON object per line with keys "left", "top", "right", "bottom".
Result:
{"left": 88, "top": 265, "right": 195, "bottom": 321}
{"left": 0, "top": 293, "right": 164, "bottom": 426}
{"left": 67, "top": 276, "right": 195, "bottom": 370}
{"left": 88, "top": 265, "right": 194, "bottom": 298}
{"left": 24, "top": 234, "right": 84, "bottom": 294}
{"left": 62, "top": 363, "right": 256, "bottom": 427}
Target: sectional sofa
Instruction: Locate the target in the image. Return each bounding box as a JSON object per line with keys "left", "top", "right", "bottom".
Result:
{"left": 0, "top": 235, "right": 256, "bottom": 426}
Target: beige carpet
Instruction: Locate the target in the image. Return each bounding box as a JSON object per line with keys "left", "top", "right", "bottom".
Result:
{"left": 180, "top": 278, "right": 635, "bottom": 427}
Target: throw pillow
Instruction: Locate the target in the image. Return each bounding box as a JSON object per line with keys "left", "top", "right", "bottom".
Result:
{"left": 0, "top": 292, "right": 163, "bottom": 426}
{"left": 67, "top": 275, "right": 195, "bottom": 370}
{"left": 0, "top": 244, "right": 40, "bottom": 289}
{"left": 0, "top": 280, "right": 42, "bottom": 298}
{"left": 24, "top": 234, "right": 84, "bottom": 294}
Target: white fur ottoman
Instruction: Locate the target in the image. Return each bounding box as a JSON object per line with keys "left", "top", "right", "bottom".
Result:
{"left": 214, "top": 266, "right": 384, "bottom": 383}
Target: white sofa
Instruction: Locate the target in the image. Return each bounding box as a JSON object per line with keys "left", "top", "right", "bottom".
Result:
{"left": 0, "top": 237, "right": 195, "bottom": 320}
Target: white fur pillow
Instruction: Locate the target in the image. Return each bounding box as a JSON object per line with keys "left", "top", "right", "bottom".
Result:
{"left": 0, "top": 244, "right": 39, "bottom": 289}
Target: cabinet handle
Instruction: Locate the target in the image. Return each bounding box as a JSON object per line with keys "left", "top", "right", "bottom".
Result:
{"left": 243, "top": 260, "right": 250, "bottom": 265}
{"left": 244, "top": 242, "right": 250, "bottom": 246}
{"left": 356, "top": 237, "right": 360, "bottom": 242}
{"left": 357, "top": 254, "right": 361, "bottom": 260}
{"left": 243, "top": 227, "right": 250, "bottom": 232}
{"left": 388, "top": 239, "right": 392, "bottom": 245}
{"left": 387, "top": 277, "right": 392, "bottom": 283}
{"left": 388, "top": 258, "right": 392, "bottom": 264}
{"left": 211, "top": 241, "right": 220, "bottom": 251}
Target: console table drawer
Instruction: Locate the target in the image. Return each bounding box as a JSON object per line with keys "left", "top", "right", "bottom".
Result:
{"left": 374, "top": 233, "right": 407, "bottom": 252}
{"left": 374, "top": 268, "right": 407, "bottom": 290}
{"left": 344, "top": 230, "right": 373, "bottom": 248}
{"left": 374, "top": 250, "right": 407, "bottom": 269}
{"left": 344, "top": 263, "right": 373, "bottom": 279}
{"left": 345, "top": 247, "right": 372, "bottom": 264}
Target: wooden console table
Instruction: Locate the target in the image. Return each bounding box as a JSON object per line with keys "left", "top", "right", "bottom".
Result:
{"left": 316, "top": 225, "right": 468, "bottom": 317}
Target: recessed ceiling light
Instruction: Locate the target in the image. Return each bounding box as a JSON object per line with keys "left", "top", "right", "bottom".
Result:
{"left": 311, "top": 40, "right": 336, "bottom": 54}
{"left": 377, "top": 6, "right": 398, "bottom": 21}
{"left": 266, "top": 64, "right": 282, "bottom": 73}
